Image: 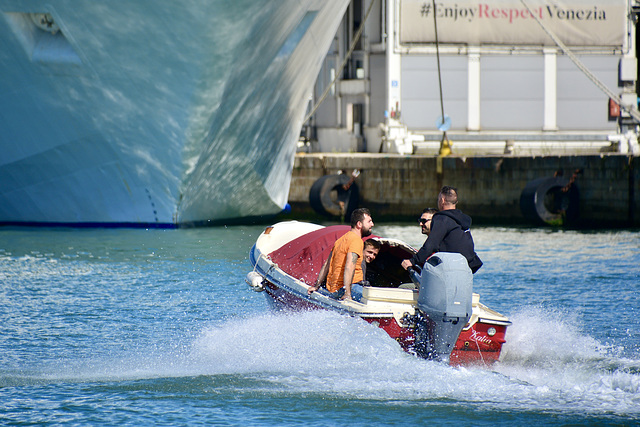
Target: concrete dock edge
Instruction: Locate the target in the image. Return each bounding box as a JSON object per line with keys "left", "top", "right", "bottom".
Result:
{"left": 287, "top": 153, "right": 639, "bottom": 227}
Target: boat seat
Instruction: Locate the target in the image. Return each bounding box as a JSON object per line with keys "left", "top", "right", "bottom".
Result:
{"left": 398, "top": 283, "right": 416, "bottom": 290}
{"left": 362, "top": 286, "right": 418, "bottom": 304}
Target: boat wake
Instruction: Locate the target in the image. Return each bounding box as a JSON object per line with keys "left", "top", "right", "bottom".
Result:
{"left": 500, "top": 305, "right": 627, "bottom": 366}
{"left": 8, "top": 308, "right": 639, "bottom": 419}
{"left": 190, "top": 308, "right": 640, "bottom": 417}
{"left": 493, "top": 305, "right": 640, "bottom": 415}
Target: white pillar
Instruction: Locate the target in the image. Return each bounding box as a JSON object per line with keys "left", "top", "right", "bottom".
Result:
{"left": 386, "top": 0, "right": 401, "bottom": 119}
{"left": 619, "top": 4, "right": 638, "bottom": 124}
{"left": 543, "top": 48, "right": 558, "bottom": 131}
{"left": 467, "top": 47, "right": 481, "bottom": 131}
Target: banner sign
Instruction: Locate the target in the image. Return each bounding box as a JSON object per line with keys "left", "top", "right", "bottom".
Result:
{"left": 399, "top": 0, "right": 626, "bottom": 47}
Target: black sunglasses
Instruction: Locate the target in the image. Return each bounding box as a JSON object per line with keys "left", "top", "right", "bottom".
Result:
{"left": 419, "top": 218, "right": 431, "bottom": 224}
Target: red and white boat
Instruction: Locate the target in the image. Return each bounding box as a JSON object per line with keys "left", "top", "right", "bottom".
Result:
{"left": 247, "top": 221, "right": 511, "bottom": 366}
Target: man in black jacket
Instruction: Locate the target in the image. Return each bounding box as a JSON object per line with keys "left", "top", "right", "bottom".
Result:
{"left": 401, "top": 186, "right": 483, "bottom": 273}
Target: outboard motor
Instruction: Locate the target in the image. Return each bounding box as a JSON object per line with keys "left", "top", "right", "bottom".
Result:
{"left": 409, "top": 252, "right": 473, "bottom": 362}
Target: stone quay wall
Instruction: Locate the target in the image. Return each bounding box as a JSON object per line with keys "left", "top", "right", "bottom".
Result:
{"left": 287, "top": 153, "right": 639, "bottom": 227}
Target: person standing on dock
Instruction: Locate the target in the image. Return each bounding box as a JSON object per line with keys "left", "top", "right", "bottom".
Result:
{"left": 401, "top": 186, "right": 482, "bottom": 273}
{"left": 307, "top": 208, "right": 374, "bottom": 300}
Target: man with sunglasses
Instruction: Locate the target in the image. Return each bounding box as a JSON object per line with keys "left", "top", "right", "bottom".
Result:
{"left": 401, "top": 186, "right": 483, "bottom": 274}
{"left": 418, "top": 207, "right": 438, "bottom": 236}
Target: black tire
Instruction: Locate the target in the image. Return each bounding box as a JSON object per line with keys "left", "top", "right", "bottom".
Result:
{"left": 520, "top": 177, "right": 579, "bottom": 226}
{"left": 309, "top": 174, "right": 359, "bottom": 218}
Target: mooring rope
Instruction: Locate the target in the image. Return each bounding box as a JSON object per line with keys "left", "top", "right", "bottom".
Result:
{"left": 520, "top": 0, "right": 640, "bottom": 123}
{"left": 433, "top": 0, "right": 445, "bottom": 124}
{"left": 304, "top": 0, "right": 376, "bottom": 124}
{"left": 473, "top": 334, "right": 486, "bottom": 366}
{"left": 432, "top": 0, "right": 451, "bottom": 154}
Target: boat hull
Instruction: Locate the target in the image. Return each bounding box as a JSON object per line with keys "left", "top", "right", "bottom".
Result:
{"left": 451, "top": 322, "right": 508, "bottom": 366}
{"left": 262, "top": 277, "right": 508, "bottom": 365}
{"left": 0, "top": 0, "right": 349, "bottom": 226}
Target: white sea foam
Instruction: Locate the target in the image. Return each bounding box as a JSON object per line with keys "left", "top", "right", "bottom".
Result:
{"left": 184, "top": 308, "right": 640, "bottom": 416}
{"left": 10, "top": 303, "right": 639, "bottom": 419}
{"left": 493, "top": 305, "right": 640, "bottom": 415}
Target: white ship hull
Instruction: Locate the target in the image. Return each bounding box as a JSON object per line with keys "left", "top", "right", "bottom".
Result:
{"left": 0, "top": 0, "right": 348, "bottom": 226}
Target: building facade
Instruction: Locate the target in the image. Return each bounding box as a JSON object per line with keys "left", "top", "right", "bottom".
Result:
{"left": 303, "top": 0, "right": 640, "bottom": 156}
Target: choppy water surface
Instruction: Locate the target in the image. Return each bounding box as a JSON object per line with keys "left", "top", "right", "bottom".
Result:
{"left": 1, "top": 224, "right": 639, "bottom": 425}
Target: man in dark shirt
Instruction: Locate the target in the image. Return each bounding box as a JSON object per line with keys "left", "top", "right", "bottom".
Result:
{"left": 418, "top": 207, "right": 438, "bottom": 236}
{"left": 401, "top": 186, "right": 483, "bottom": 273}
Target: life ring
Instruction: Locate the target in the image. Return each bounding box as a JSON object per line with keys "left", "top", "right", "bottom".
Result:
{"left": 519, "top": 177, "right": 579, "bottom": 226}
{"left": 309, "top": 174, "right": 359, "bottom": 218}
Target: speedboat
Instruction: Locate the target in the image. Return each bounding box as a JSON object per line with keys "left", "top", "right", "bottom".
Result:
{"left": 247, "top": 221, "right": 511, "bottom": 365}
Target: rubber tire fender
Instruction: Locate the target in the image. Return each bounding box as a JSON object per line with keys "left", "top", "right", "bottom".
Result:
{"left": 309, "top": 174, "right": 359, "bottom": 218}
{"left": 519, "top": 177, "right": 579, "bottom": 226}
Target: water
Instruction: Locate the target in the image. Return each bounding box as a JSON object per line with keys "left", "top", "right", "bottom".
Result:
{"left": 1, "top": 224, "right": 639, "bottom": 425}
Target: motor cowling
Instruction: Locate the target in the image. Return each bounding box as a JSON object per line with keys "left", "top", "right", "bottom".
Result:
{"left": 411, "top": 252, "right": 473, "bottom": 362}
